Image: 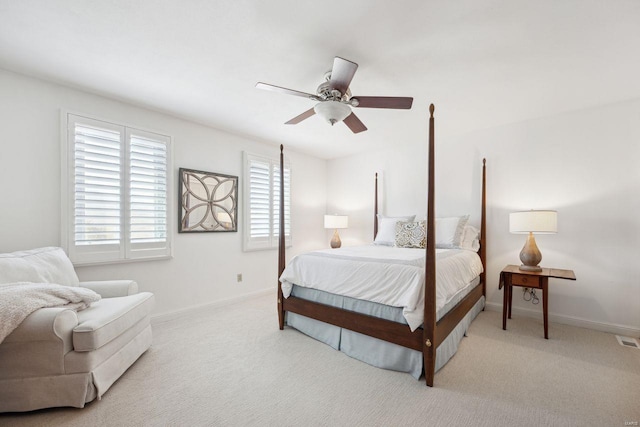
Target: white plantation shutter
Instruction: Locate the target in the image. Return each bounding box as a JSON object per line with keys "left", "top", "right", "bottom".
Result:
{"left": 74, "top": 124, "right": 122, "bottom": 246}
{"left": 249, "top": 159, "right": 271, "bottom": 242}
{"left": 243, "top": 152, "right": 291, "bottom": 251}
{"left": 127, "top": 130, "right": 169, "bottom": 259}
{"left": 64, "top": 114, "right": 171, "bottom": 264}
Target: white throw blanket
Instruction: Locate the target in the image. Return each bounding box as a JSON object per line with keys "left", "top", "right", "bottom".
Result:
{"left": 0, "top": 282, "right": 101, "bottom": 343}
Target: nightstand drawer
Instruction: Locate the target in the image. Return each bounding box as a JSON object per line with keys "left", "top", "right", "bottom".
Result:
{"left": 511, "top": 274, "right": 541, "bottom": 288}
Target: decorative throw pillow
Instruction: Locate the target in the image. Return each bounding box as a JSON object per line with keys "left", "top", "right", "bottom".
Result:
{"left": 435, "top": 215, "right": 469, "bottom": 248}
{"left": 395, "top": 221, "right": 427, "bottom": 248}
{"left": 374, "top": 214, "right": 416, "bottom": 246}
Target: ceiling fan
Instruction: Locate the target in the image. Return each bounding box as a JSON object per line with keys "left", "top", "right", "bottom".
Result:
{"left": 256, "top": 57, "right": 413, "bottom": 134}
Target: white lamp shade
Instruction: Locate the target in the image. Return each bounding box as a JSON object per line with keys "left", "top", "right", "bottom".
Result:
{"left": 509, "top": 210, "right": 557, "bottom": 234}
{"left": 324, "top": 214, "right": 348, "bottom": 229}
{"left": 314, "top": 101, "right": 351, "bottom": 125}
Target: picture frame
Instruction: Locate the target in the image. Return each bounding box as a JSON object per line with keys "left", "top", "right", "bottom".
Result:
{"left": 178, "top": 168, "right": 238, "bottom": 233}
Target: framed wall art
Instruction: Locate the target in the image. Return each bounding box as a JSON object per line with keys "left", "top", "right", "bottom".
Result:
{"left": 178, "top": 168, "right": 238, "bottom": 233}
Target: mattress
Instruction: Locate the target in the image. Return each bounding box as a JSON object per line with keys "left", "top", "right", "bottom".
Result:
{"left": 280, "top": 245, "right": 484, "bottom": 331}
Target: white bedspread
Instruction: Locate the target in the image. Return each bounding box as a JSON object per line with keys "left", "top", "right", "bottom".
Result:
{"left": 279, "top": 245, "right": 483, "bottom": 331}
{"left": 0, "top": 282, "right": 101, "bottom": 344}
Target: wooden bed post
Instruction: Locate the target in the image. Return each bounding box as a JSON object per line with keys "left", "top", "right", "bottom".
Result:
{"left": 423, "top": 104, "right": 436, "bottom": 387}
{"left": 277, "top": 144, "right": 286, "bottom": 330}
{"left": 374, "top": 173, "right": 378, "bottom": 240}
{"left": 480, "top": 159, "right": 487, "bottom": 297}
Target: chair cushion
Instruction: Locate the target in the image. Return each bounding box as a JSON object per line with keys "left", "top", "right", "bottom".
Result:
{"left": 73, "top": 292, "right": 154, "bottom": 351}
{"left": 0, "top": 247, "right": 79, "bottom": 286}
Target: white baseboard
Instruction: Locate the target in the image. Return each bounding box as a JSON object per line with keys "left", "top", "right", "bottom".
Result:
{"left": 150, "top": 291, "right": 639, "bottom": 337}
{"left": 151, "top": 288, "right": 273, "bottom": 324}
{"left": 484, "top": 302, "right": 640, "bottom": 337}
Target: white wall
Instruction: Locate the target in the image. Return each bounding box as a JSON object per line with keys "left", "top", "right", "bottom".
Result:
{"left": 328, "top": 99, "right": 640, "bottom": 335}
{"left": 0, "top": 69, "right": 327, "bottom": 316}
{"left": 2, "top": 67, "right": 638, "bottom": 334}
{"left": 325, "top": 141, "right": 429, "bottom": 246}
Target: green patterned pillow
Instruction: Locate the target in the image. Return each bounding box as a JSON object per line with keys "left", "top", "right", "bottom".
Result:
{"left": 395, "top": 221, "right": 426, "bottom": 248}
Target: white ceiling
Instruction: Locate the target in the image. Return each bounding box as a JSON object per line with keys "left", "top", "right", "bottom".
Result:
{"left": 1, "top": 0, "right": 639, "bottom": 159}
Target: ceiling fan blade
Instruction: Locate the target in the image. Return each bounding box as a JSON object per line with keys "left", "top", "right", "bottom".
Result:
{"left": 343, "top": 112, "right": 367, "bottom": 134}
{"left": 329, "top": 57, "right": 358, "bottom": 95}
{"left": 256, "top": 82, "right": 318, "bottom": 100}
{"left": 285, "top": 108, "right": 316, "bottom": 125}
{"left": 352, "top": 96, "right": 413, "bottom": 109}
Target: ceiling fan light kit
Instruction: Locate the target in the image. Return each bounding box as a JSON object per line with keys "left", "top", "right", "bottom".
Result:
{"left": 256, "top": 56, "right": 413, "bottom": 133}
{"left": 314, "top": 100, "right": 351, "bottom": 125}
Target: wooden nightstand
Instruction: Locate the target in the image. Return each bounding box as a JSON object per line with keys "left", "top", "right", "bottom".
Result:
{"left": 499, "top": 265, "right": 576, "bottom": 339}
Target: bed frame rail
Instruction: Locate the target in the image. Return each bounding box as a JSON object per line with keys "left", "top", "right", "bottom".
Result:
{"left": 285, "top": 296, "right": 423, "bottom": 351}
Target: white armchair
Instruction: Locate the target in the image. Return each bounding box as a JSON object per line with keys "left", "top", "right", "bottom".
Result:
{"left": 0, "top": 247, "right": 154, "bottom": 412}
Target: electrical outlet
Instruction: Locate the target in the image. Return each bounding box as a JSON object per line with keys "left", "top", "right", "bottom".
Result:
{"left": 236, "top": 273, "right": 242, "bottom": 283}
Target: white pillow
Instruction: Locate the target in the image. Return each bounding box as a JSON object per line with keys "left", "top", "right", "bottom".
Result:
{"left": 460, "top": 225, "right": 480, "bottom": 252}
{"left": 0, "top": 247, "right": 80, "bottom": 286}
{"left": 374, "top": 214, "right": 416, "bottom": 246}
{"left": 435, "top": 215, "right": 469, "bottom": 248}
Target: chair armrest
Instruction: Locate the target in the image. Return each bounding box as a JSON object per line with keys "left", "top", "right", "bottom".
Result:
{"left": 3, "top": 307, "right": 78, "bottom": 350}
{"left": 79, "top": 280, "right": 139, "bottom": 298}
{"left": 1, "top": 308, "right": 78, "bottom": 378}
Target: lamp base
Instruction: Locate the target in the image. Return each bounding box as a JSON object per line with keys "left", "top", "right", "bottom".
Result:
{"left": 519, "top": 232, "right": 542, "bottom": 272}
{"left": 330, "top": 229, "right": 342, "bottom": 249}
{"left": 519, "top": 264, "right": 542, "bottom": 272}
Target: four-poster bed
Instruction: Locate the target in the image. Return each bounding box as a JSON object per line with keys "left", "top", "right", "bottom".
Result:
{"left": 276, "top": 104, "right": 487, "bottom": 386}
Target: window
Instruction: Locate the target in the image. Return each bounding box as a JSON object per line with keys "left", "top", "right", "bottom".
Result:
{"left": 62, "top": 113, "right": 171, "bottom": 264}
{"left": 243, "top": 152, "right": 291, "bottom": 251}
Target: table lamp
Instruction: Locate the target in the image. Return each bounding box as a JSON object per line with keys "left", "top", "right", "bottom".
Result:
{"left": 509, "top": 210, "right": 557, "bottom": 271}
{"left": 324, "top": 214, "right": 348, "bottom": 248}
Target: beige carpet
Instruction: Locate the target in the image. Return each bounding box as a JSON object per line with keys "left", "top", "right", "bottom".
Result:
{"left": 2, "top": 293, "right": 639, "bottom": 426}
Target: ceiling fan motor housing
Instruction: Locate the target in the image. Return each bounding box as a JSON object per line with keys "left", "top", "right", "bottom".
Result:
{"left": 316, "top": 79, "right": 351, "bottom": 102}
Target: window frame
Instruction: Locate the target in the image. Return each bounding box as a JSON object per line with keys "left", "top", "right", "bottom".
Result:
{"left": 61, "top": 111, "right": 173, "bottom": 265}
{"left": 242, "top": 151, "right": 292, "bottom": 252}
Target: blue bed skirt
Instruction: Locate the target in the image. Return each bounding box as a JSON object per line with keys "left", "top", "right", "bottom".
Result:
{"left": 286, "top": 283, "right": 484, "bottom": 379}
